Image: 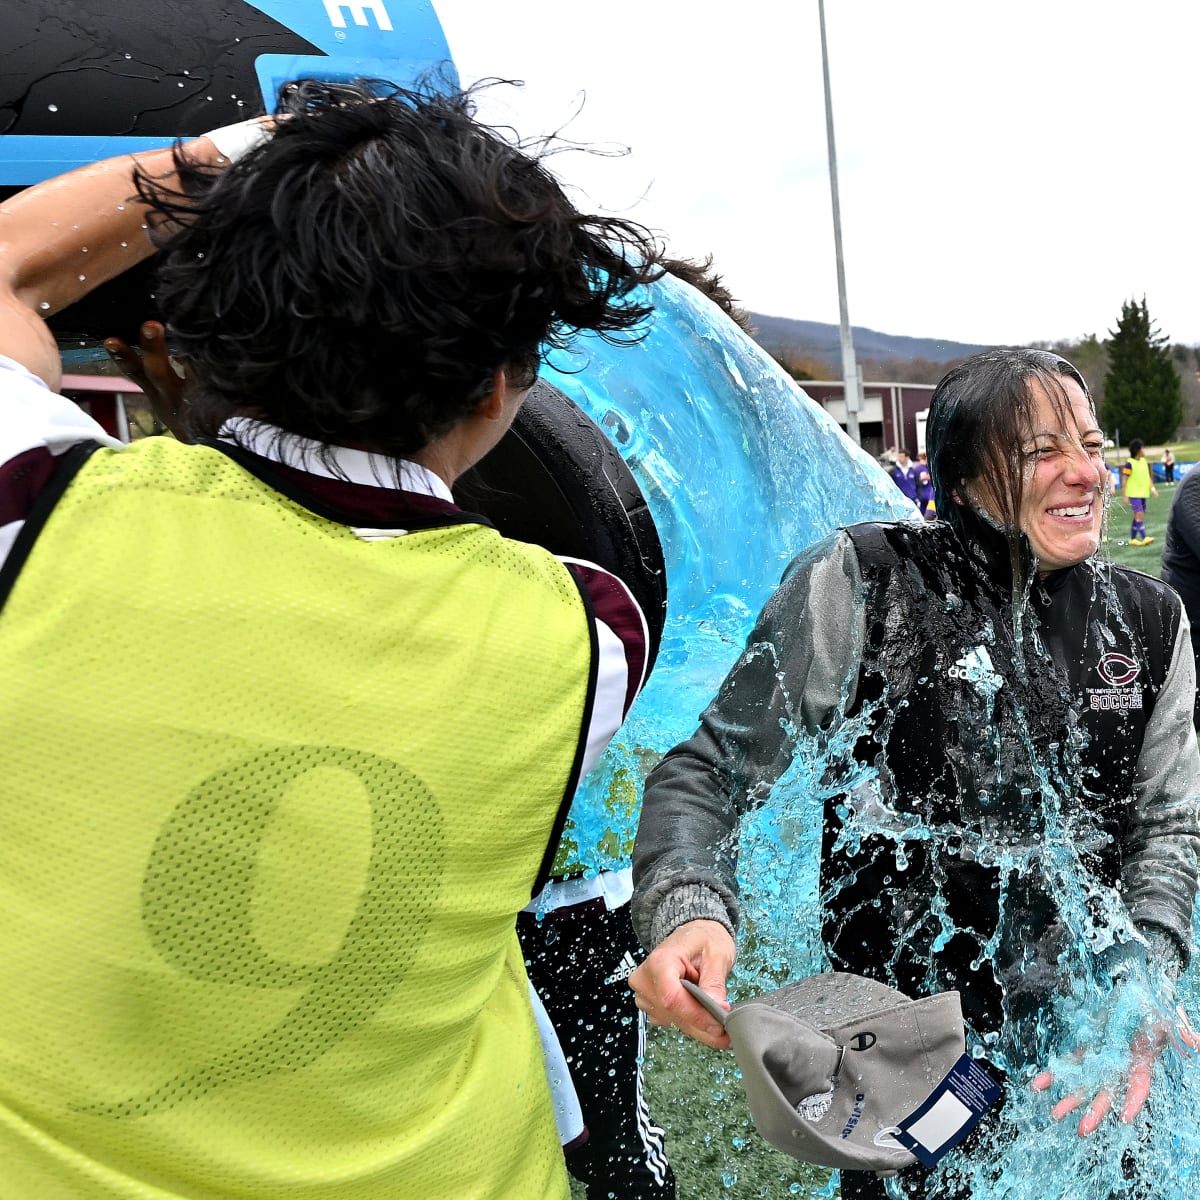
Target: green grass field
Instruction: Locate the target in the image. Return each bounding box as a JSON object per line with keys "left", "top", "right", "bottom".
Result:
{"left": 569, "top": 1024, "right": 831, "bottom": 1200}
{"left": 1103, "top": 439, "right": 1192, "bottom": 575}
{"left": 570, "top": 486, "right": 1181, "bottom": 1200}
{"left": 1105, "top": 478, "right": 1174, "bottom": 575}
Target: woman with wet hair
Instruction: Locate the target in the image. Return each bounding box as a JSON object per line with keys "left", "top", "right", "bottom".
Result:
{"left": 629, "top": 349, "right": 1200, "bottom": 1197}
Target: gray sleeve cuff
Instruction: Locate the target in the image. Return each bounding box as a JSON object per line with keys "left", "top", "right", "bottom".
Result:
{"left": 647, "top": 883, "right": 737, "bottom": 950}
{"left": 1141, "top": 923, "right": 1187, "bottom": 979}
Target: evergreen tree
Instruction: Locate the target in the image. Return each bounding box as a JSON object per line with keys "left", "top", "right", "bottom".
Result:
{"left": 1051, "top": 333, "right": 1108, "bottom": 411}
{"left": 1102, "top": 297, "right": 1181, "bottom": 444}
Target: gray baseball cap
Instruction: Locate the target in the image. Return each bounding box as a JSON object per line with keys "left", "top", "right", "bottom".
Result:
{"left": 682, "top": 972, "right": 967, "bottom": 1173}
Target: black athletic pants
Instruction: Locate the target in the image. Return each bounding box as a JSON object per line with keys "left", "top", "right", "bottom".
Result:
{"left": 518, "top": 898, "right": 675, "bottom": 1200}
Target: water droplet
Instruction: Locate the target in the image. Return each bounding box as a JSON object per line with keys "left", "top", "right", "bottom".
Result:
{"left": 47, "top": 104, "right": 58, "bottom": 113}
{"left": 38, "top": 301, "right": 50, "bottom": 311}
{"left": 77, "top": 274, "right": 86, "bottom": 282}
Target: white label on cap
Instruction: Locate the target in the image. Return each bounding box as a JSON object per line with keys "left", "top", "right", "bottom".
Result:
{"left": 904, "top": 1092, "right": 972, "bottom": 1151}
{"left": 893, "top": 1054, "right": 1002, "bottom": 1169}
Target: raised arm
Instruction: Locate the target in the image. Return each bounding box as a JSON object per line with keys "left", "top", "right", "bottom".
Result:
{"left": 0, "top": 122, "right": 267, "bottom": 389}
{"left": 0, "top": 149, "right": 175, "bottom": 388}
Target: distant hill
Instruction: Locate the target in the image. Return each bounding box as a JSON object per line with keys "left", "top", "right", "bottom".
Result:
{"left": 748, "top": 313, "right": 990, "bottom": 365}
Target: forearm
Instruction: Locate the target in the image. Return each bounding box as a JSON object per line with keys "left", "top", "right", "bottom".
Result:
{"left": 632, "top": 746, "right": 746, "bottom": 948}
{"left": 632, "top": 531, "right": 865, "bottom": 948}
{"left": 0, "top": 149, "right": 177, "bottom": 320}
{"left": 0, "top": 126, "right": 255, "bottom": 388}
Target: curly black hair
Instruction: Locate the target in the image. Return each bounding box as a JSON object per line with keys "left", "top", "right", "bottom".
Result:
{"left": 134, "top": 79, "right": 664, "bottom": 456}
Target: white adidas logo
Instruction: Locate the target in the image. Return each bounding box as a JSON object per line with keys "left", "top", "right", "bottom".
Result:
{"left": 604, "top": 951, "right": 638, "bottom": 985}
{"left": 948, "top": 645, "right": 991, "bottom": 679}
{"left": 947, "top": 645, "right": 1003, "bottom": 692}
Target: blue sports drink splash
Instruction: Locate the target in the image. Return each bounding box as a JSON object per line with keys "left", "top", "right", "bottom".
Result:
{"left": 546, "top": 272, "right": 912, "bottom": 873}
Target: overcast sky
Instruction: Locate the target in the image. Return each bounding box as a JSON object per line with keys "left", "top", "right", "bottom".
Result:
{"left": 435, "top": 0, "right": 1200, "bottom": 349}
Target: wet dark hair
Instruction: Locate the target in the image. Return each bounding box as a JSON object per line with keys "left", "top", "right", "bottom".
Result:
{"left": 134, "top": 79, "right": 664, "bottom": 456}
{"left": 926, "top": 348, "right": 1092, "bottom": 575}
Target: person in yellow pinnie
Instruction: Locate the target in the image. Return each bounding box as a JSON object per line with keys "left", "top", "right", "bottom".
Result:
{"left": 1122, "top": 438, "right": 1159, "bottom": 545}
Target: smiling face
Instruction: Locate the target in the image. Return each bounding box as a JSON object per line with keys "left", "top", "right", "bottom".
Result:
{"left": 929, "top": 350, "right": 1109, "bottom": 581}
{"left": 975, "top": 376, "right": 1106, "bottom": 572}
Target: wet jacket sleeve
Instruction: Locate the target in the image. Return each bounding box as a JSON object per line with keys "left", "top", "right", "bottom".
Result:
{"left": 1166, "top": 472, "right": 1200, "bottom": 565}
{"left": 631, "top": 532, "right": 866, "bottom": 949}
{"left": 1125, "top": 605, "right": 1200, "bottom": 976}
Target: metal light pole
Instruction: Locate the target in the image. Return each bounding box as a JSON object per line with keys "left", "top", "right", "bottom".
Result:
{"left": 818, "top": 0, "right": 862, "bottom": 446}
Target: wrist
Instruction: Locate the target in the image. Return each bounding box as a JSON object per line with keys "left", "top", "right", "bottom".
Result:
{"left": 201, "top": 118, "right": 271, "bottom": 164}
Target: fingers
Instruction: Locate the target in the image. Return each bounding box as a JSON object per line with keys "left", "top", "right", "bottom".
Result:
{"left": 107, "top": 321, "right": 188, "bottom": 434}
{"left": 1049, "top": 1091, "right": 1085, "bottom": 1121}
{"left": 105, "top": 322, "right": 170, "bottom": 387}
{"left": 135, "top": 321, "right": 173, "bottom": 383}
{"left": 1076, "top": 1090, "right": 1112, "bottom": 1136}
{"left": 628, "top": 960, "right": 731, "bottom": 1049}
{"left": 1034, "top": 1057, "right": 1115, "bottom": 1137}
{"left": 1041, "top": 1085, "right": 1110, "bottom": 1137}
{"left": 629, "top": 962, "right": 729, "bottom": 1048}
{"left": 103, "top": 336, "right": 147, "bottom": 388}
{"left": 1119, "top": 1027, "right": 1163, "bottom": 1124}
{"left": 1120, "top": 1065, "right": 1153, "bottom": 1124}
{"left": 628, "top": 920, "right": 735, "bottom": 1050}
{"left": 1039, "top": 1018, "right": 1180, "bottom": 1136}
{"left": 630, "top": 983, "right": 665, "bottom": 1024}
{"left": 1174, "top": 1005, "right": 1200, "bottom": 1052}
